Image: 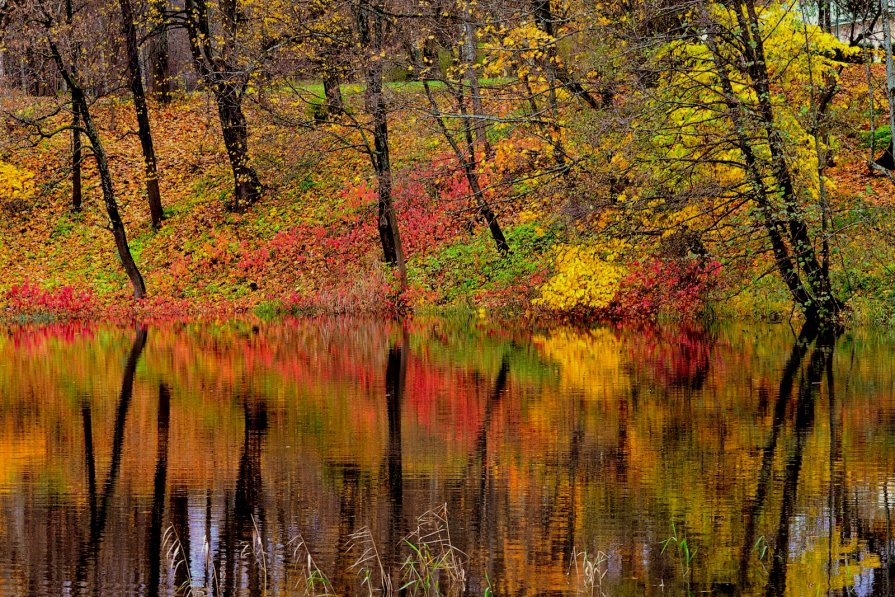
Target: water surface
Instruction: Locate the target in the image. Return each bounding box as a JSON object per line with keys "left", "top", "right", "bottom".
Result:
{"left": 0, "top": 318, "right": 893, "bottom": 595}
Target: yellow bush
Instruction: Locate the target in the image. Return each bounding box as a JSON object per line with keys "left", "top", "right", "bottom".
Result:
{"left": 0, "top": 162, "right": 36, "bottom": 204}
{"left": 534, "top": 244, "right": 626, "bottom": 311}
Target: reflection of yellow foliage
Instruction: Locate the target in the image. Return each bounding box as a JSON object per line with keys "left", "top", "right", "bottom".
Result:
{"left": 787, "top": 534, "right": 880, "bottom": 596}
{"left": 534, "top": 244, "right": 626, "bottom": 311}
{"left": 533, "top": 327, "right": 627, "bottom": 399}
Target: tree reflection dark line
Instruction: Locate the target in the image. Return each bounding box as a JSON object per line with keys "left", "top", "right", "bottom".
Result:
{"left": 147, "top": 383, "right": 171, "bottom": 597}
{"left": 220, "top": 396, "right": 268, "bottom": 597}
{"left": 764, "top": 332, "right": 833, "bottom": 596}
{"left": 384, "top": 338, "right": 407, "bottom": 574}
{"left": 461, "top": 354, "right": 509, "bottom": 596}
{"left": 80, "top": 399, "right": 96, "bottom": 521}
{"left": 737, "top": 324, "right": 818, "bottom": 589}
{"left": 75, "top": 326, "right": 147, "bottom": 594}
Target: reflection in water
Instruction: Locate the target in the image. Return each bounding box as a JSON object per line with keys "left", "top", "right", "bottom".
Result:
{"left": 148, "top": 383, "right": 170, "bottom": 597}
{"left": 76, "top": 325, "right": 147, "bottom": 595}
{"left": 1, "top": 319, "right": 895, "bottom": 595}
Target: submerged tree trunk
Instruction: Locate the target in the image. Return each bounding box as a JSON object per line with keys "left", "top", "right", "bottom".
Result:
{"left": 357, "top": 0, "right": 407, "bottom": 287}
{"left": 119, "top": 0, "right": 165, "bottom": 229}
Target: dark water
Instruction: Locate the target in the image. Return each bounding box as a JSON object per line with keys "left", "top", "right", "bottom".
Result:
{"left": 0, "top": 318, "right": 893, "bottom": 596}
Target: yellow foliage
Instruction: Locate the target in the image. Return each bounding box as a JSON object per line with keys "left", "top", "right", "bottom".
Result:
{"left": 534, "top": 243, "right": 627, "bottom": 311}
{"left": 0, "top": 162, "right": 36, "bottom": 204}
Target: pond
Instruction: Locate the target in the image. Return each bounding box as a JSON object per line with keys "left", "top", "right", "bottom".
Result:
{"left": 0, "top": 318, "right": 892, "bottom": 595}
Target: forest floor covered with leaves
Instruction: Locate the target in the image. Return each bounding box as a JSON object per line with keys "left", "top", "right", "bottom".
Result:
{"left": 2, "top": 65, "right": 895, "bottom": 325}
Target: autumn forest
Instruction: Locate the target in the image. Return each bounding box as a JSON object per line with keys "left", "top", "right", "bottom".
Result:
{"left": 0, "top": 0, "right": 894, "bottom": 326}
{"left": 7, "top": 1, "right": 895, "bottom": 595}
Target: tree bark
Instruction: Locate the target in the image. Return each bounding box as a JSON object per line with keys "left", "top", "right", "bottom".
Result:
{"left": 357, "top": 0, "right": 407, "bottom": 287}
{"left": 184, "top": 0, "right": 262, "bottom": 213}
{"left": 323, "top": 72, "right": 344, "bottom": 117}
{"left": 119, "top": 0, "right": 165, "bottom": 229}
{"left": 148, "top": 0, "right": 172, "bottom": 103}
{"left": 215, "top": 83, "right": 262, "bottom": 212}
{"left": 71, "top": 93, "right": 83, "bottom": 212}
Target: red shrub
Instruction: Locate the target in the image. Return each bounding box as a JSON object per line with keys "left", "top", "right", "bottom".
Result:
{"left": 4, "top": 282, "right": 97, "bottom": 319}
{"left": 608, "top": 258, "right": 722, "bottom": 321}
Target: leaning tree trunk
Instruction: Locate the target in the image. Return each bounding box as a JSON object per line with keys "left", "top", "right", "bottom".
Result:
{"left": 77, "top": 91, "right": 147, "bottom": 298}
{"left": 71, "top": 91, "right": 83, "bottom": 211}
{"left": 413, "top": 42, "right": 510, "bottom": 256}
{"left": 739, "top": 0, "right": 841, "bottom": 323}
{"left": 214, "top": 83, "right": 262, "bottom": 212}
{"left": 119, "top": 0, "right": 165, "bottom": 229}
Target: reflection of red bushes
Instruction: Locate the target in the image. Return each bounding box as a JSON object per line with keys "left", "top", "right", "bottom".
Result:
{"left": 4, "top": 282, "right": 96, "bottom": 319}
{"left": 7, "top": 321, "right": 97, "bottom": 351}
{"left": 620, "top": 324, "right": 718, "bottom": 390}
{"left": 609, "top": 259, "right": 721, "bottom": 321}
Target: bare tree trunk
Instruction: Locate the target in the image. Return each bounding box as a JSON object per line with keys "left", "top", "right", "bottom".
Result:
{"left": 357, "top": 0, "right": 407, "bottom": 287}
{"left": 66, "top": 0, "right": 82, "bottom": 213}
{"left": 71, "top": 96, "right": 83, "bottom": 212}
{"left": 184, "top": 0, "right": 262, "bottom": 213}
{"left": 50, "top": 47, "right": 147, "bottom": 298}
{"left": 323, "top": 72, "right": 344, "bottom": 117}
{"left": 215, "top": 84, "right": 262, "bottom": 212}
{"left": 84, "top": 102, "right": 147, "bottom": 299}
{"left": 119, "top": 0, "right": 165, "bottom": 229}
{"left": 148, "top": 0, "right": 172, "bottom": 103}
{"left": 879, "top": 0, "right": 895, "bottom": 168}
{"left": 461, "top": 18, "right": 492, "bottom": 159}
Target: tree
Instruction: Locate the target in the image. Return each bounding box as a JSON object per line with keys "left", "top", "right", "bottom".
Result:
{"left": 404, "top": 7, "right": 510, "bottom": 254}
{"left": 625, "top": 0, "right": 847, "bottom": 324}
{"left": 180, "top": 0, "right": 264, "bottom": 212}
{"left": 118, "top": 0, "right": 165, "bottom": 229}
{"left": 354, "top": 0, "right": 406, "bottom": 285}
{"left": 147, "top": 0, "right": 172, "bottom": 103}
{"left": 4, "top": 0, "right": 147, "bottom": 298}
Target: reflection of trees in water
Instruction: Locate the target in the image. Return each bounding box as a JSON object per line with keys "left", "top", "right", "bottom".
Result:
{"left": 147, "top": 383, "right": 171, "bottom": 597}
{"left": 219, "top": 396, "right": 268, "bottom": 597}
{"left": 9, "top": 321, "right": 895, "bottom": 595}
{"left": 76, "top": 325, "right": 147, "bottom": 595}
